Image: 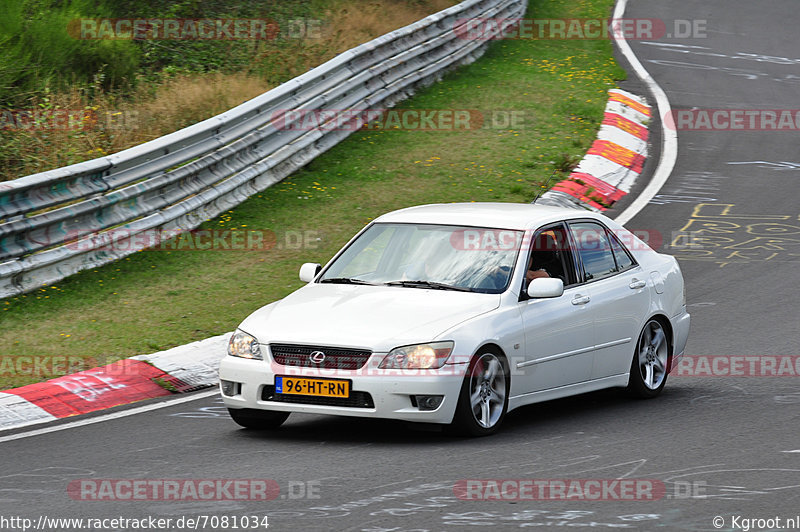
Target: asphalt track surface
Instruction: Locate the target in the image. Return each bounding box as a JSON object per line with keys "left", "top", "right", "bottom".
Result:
{"left": 2, "top": 1, "right": 799, "bottom": 531}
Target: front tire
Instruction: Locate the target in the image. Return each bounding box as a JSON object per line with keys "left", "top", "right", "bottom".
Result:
{"left": 228, "top": 408, "right": 290, "bottom": 430}
{"left": 450, "top": 348, "right": 510, "bottom": 437}
{"left": 627, "top": 319, "right": 671, "bottom": 398}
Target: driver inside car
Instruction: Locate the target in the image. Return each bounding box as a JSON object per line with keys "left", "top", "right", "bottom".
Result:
{"left": 526, "top": 232, "right": 564, "bottom": 283}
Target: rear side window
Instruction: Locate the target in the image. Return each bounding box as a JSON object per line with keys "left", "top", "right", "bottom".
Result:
{"left": 569, "top": 221, "right": 618, "bottom": 282}
{"left": 609, "top": 232, "right": 635, "bottom": 271}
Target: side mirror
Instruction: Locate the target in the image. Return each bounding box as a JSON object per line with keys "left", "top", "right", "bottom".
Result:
{"left": 299, "top": 263, "right": 322, "bottom": 283}
{"left": 527, "top": 277, "right": 564, "bottom": 299}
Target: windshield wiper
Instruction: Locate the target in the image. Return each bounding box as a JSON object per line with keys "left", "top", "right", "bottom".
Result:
{"left": 384, "top": 280, "right": 473, "bottom": 292}
{"left": 319, "top": 277, "right": 377, "bottom": 285}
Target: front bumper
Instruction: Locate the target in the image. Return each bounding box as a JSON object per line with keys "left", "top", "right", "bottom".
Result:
{"left": 218, "top": 355, "right": 467, "bottom": 425}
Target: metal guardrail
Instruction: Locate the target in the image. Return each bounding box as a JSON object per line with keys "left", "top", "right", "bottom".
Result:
{"left": 0, "top": 0, "right": 525, "bottom": 298}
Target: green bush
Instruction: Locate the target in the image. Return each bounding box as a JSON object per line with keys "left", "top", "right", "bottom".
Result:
{"left": 0, "top": 0, "right": 140, "bottom": 106}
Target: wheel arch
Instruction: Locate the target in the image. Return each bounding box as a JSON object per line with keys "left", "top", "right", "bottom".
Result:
{"left": 470, "top": 342, "right": 511, "bottom": 377}
{"left": 472, "top": 342, "right": 507, "bottom": 359}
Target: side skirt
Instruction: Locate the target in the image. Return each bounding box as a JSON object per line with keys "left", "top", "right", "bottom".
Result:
{"left": 508, "top": 374, "right": 630, "bottom": 412}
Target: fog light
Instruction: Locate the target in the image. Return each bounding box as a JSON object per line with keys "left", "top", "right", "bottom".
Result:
{"left": 414, "top": 395, "right": 444, "bottom": 411}
{"left": 220, "top": 380, "right": 241, "bottom": 397}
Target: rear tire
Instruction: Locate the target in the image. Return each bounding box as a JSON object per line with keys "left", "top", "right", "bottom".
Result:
{"left": 228, "top": 408, "right": 290, "bottom": 430}
{"left": 449, "top": 348, "right": 510, "bottom": 437}
{"left": 627, "top": 318, "right": 671, "bottom": 398}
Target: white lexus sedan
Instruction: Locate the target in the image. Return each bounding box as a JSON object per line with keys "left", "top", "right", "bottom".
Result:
{"left": 219, "top": 203, "right": 690, "bottom": 436}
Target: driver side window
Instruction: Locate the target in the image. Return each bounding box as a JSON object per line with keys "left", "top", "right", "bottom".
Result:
{"left": 524, "top": 224, "right": 577, "bottom": 288}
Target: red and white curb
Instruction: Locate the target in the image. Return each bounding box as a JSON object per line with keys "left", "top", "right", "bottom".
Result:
{"left": 0, "top": 333, "right": 230, "bottom": 431}
{"left": 537, "top": 88, "right": 651, "bottom": 211}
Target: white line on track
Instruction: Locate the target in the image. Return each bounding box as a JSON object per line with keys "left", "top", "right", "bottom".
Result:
{"left": 2, "top": 0, "right": 679, "bottom": 444}
{"left": 0, "top": 389, "right": 218, "bottom": 444}
{"left": 611, "top": 0, "right": 678, "bottom": 226}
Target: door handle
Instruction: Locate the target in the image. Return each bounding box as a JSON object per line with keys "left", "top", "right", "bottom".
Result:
{"left": 629, "top": 278, "right": 647, "bottom": 289}
{"left": 571, "top": 294, "right": 590, "bottom": 305}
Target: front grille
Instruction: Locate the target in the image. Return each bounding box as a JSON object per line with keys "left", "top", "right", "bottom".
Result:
{"left": 269, "top": 344, "right": 372, "bottom": 370}
{"left": 261, "top": 385, "right": 374, "bottom": 409}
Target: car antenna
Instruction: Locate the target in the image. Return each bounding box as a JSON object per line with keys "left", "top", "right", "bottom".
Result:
{"left": 531, "top": 168, "right": 558, "bottom": 204}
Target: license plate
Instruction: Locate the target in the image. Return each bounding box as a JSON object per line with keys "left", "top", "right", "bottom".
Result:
{"left": 275, "top": 376, "right": 350, "bottom": 398}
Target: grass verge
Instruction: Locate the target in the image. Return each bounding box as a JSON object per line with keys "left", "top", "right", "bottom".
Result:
{"left": 0, "top": 0, "right": 626, "bottom": 389}
{"left": 0, "top": 0, "right": 456, "bottom": 180}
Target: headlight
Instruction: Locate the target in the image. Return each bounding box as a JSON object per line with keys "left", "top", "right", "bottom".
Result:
{"left": 379, "top": 341, "right": 454, "bottom": 370}
{"left": 228, "top": 330, "right": 263, "bottom": 360}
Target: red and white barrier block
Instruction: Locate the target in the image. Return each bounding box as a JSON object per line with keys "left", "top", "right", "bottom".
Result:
{"left": 537, "top": 89, "right": 650, "bottom": 211}
{"left": 0, "top": 333, "right": 230, "bottom": 432}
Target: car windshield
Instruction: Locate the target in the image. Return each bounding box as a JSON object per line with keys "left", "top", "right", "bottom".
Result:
{"left": 319, "top": 223, "right": 523, "bottom": 293}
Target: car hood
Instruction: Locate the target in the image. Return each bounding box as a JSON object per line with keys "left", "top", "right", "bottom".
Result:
{"left": 238, "top": 283, "right": 501, "bottom": 352}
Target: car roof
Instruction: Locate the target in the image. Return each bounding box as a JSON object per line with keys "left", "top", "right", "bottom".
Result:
{"left": 373, "top": 202, "right": 609, "bottom": 231}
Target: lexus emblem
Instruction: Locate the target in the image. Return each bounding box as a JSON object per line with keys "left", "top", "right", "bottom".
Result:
{"left": 309, "top": 351, "right": 326, "bottom": 364}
